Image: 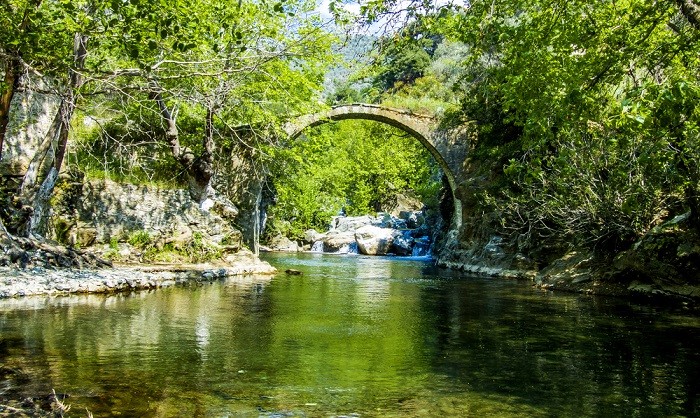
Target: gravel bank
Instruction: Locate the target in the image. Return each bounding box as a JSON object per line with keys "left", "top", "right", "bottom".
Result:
{"left": 0, "top": 259, "right": 276, "bottom": 298}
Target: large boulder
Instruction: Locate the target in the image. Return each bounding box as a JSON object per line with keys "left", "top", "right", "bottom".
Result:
{"left": 332, "top": 215, "right": 375, "bottom": 232}
{"left": 322, "top": 231, "right": 357, "bottom": 253}
{"left": 375, "top": 212, "right": 408, "bottom": 229}
{"left": 380, "top": 192, "right": 423, "bottom": 217}
{"left": 355, "top": 225, "right": 397, "bottom": 256}
{"left": 399, "top": 210, "right": 425, "bottom": 229}
{"left": 268, "top": 235, "right": 299, "bottom": 252}
{"left": 303, "top": 229, "right": 323, "bottom": 244}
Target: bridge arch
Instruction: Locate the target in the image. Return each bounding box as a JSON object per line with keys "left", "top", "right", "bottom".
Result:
{"left": 284, "top": 104, "right": 462, "bottom": 227}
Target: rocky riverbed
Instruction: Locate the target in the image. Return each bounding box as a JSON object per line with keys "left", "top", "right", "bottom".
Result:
{"left": 0, "top": 252, "right": 276, "bottom": 299}
{"left": 265, "top": 211, "right": 435, "bottom": 256}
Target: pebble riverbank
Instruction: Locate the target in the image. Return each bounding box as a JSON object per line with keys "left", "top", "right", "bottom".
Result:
{"left": 0, "top": 260, "right": 276, "bottom": 298}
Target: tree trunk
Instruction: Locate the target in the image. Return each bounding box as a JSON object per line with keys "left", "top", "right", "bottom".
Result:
{"left": 686, "top": 184, "right": 700, "bottom": 233}
{"left": 151, "top": 83, "right": 216, "bottom": 205}
{"left": 0, "top": 59, "right": 23, "bottom": 161}
{"left": 676, "top": 0, "right": 700, "bottom": 29}
{"left": 0, "top": 217, "right": 11, "bottom": 242}
{"left": 18, "top": 33, "right": 87, "bottom": 237}
{"left": 189, "top": 107, "right": 216, "bottom": 204}
{"left": 0, "top": 0, "right": 43, "bottom": 160}
{"left": 0, "top": 217, "right": 22, "bottom": 267}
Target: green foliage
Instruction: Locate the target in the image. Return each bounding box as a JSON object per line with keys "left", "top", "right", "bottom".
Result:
{"left": 183, "top": 232, "right": 223, "bottom": 263}
{"left": 94, "top": 0, "right": 336, "bottom": 123}
{"left": 69, "top": 108, "right": 186, "bottom": 187}
{"left": 265, "top": 120, "right": 441, "bottom": 240}
{"left": 127, "top": 230, "right": 152, "bottom": 249}
{"left": 429, "top": 0, "right": 700, "bottom": 251}
{"left": 353, "top": 0, "right": 700, "bottom": 254}
{"left": 373, "top": 41, "right": 433, "bottom": 91}
{"left": 0, "top": 0, "right": 96, "bottom": 79}
{"left": 115, "top": 230, "right": 224, "bottom": 263}
{"left": 3, "top": 0, "right": 338, "bottom": 187}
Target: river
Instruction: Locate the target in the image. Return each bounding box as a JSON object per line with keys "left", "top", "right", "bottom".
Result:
{"left": 1, "top": 253, "right": 699, "bottom": 416}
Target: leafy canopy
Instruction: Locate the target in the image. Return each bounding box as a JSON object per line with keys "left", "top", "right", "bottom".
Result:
{"left": 265, "top": 120, "right": 441, "bottom": 240}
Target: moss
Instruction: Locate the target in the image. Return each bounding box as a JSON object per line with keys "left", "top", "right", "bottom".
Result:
{"left": 52, "top": 217, "right": 73, "bottom": 245}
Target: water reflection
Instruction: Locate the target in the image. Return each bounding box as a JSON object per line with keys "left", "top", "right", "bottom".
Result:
{"left": 0, "top": 255, "right": 699, "bottom": 417}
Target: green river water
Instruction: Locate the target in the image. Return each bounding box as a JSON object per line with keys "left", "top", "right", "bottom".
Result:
{"left": 1, "top": 252, "right": 699, "bottom": 417}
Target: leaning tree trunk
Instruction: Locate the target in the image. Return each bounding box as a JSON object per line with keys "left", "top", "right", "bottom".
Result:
{"left": 0, "top": 0, "right": 43, "bottom": 160}
{"left": 189, "top": 107, "right": 216, "bottom": 204}
{"left": 18, "top": 33, "right": 87, "bottom": 238}
{"left": 0, "top": 218, "right": 12, "bottom": 243}
{"left": 0, "top": 58, "right": 23, "bottom": 161}
{"left": 151, "top": 83, "right": 216, "bottom": 206}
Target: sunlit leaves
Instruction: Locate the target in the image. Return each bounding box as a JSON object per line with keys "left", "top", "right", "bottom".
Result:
{"left": 415, "top": 0, "right": 700, "bottom": 248}
{"left": 266, "top": 120, "right": 441, "bottom": 239}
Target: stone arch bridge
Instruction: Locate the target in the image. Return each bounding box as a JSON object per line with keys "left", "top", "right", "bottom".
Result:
{"left": 284, "top": 104, "right": 471, "bottom": 227}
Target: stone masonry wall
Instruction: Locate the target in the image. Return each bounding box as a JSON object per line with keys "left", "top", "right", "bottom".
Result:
{"left": 50, "top": 178, "right": 242, "bottom": 248}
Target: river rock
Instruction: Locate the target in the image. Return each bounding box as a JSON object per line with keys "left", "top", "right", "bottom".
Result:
{"left": 303, "top": 229, "right": 323, "bottom": 244}
{"left": 331, "top": 216, "right": 375, "bottom": 232}
{"left": 268, "top": 235, "right": 299, "bottom": 252}
{"left": 322, "top": 231, "right": 357, "bottom": 253}
{"left": 399, "top": 210, "right": 425, "bottom": 229}
{"left": 164, "top": 227, "right": 193, "bottom": 250}
{"left": 354, "top": 225, "right": 396, "bottom": 256}
{"left": 379, "top": 192, "right": 423, "bottom": 217}
{"left": 484, "top": 236, "right": 505, "bottom": 260}
{"left": 390, "top": 231, "right": 414, "bottom": 256}
{"left": 375, "top": 212, "right": 409, "bottom": 229}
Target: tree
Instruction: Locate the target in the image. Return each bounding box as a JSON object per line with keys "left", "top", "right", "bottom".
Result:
{"left": 91, "top": 0, "right": 334, "bottom": 204}
{"left": 676, "top": 0, "right": 700, "bottom": 28}
{"left": 2, "top": 0, "right": 333, "bottom": 232}
{"left": 369, "top": 19, "right": 443, "bottom": 92}
{"left": 265, "top": 120, "right": 441, "bottom": 240}
{"left": 0, "top": 0, "right": 335, "bottom": 265}
{"left": 355, "top": 0, "right": 700, "bottom": 253}
{"left": 0, "top": 1, "right": 106, "bottom": 242}
{"left": 0, "top": 0, "right": 80, "bottom": 161}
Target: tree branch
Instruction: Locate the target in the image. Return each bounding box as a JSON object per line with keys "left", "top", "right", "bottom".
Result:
{"left": 675, "top": 0, "right": 700, "bottom": 29}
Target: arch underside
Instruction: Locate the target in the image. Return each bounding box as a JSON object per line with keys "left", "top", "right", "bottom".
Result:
{"left": 288, "top": 108, "right": 462, "bottom": 228}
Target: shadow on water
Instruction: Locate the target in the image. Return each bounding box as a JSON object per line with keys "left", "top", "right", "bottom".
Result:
{"left": 0, "top": 253, "right": 698, "bottom": 417}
